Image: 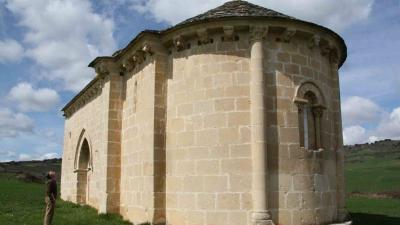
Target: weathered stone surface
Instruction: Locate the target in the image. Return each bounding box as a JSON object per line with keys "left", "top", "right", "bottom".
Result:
{"left": 61, "top": 1, "right": 348, "bottom": 225}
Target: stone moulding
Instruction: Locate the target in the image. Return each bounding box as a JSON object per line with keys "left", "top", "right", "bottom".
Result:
{"left": 73, "top": 128, "right": 93, "bottom": 171}
{"left": 293, "top": 80, "right": 327, "bottom": 107}
{"left": 61, "top": 14, "right": 346, "bottom": 118}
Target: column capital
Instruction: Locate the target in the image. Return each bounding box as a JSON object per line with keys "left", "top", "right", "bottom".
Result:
{"left": 250, "top": 26, "right": 269, "bottom": 42}
{"left": 312, "top": 105, "right": 325, "bottom": 117}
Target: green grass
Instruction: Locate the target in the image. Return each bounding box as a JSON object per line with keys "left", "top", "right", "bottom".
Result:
{"left": 0, "top": 173, "right": 132, "bottom": 225}
{"left": 345, "top": 158, "right": 400, "bottom": 193}
{"left": 345, "top": 151, "right": 400, "bottom": 225}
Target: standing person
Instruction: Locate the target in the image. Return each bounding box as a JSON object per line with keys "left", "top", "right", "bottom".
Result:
{"left": 44, "top": 171, "right": 57, "bottom": 225}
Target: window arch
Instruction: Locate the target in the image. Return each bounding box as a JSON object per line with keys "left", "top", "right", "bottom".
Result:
{"left": 74, "top": 129, "right": 93, "bottom": 171}
{"left": 294, "top": 81, "right": 326, "bottom": 150}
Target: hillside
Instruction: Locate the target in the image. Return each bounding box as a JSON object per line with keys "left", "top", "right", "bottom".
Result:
{"left": 0, "top": 158, "right": 61, "bottom": 183}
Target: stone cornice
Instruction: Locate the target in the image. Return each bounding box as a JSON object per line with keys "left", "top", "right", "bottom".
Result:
{"left": 62, "top": 77, "right": 104, "bottom": 118}
{"left": 63, "top": 17, "right": 346, "bottom": 118}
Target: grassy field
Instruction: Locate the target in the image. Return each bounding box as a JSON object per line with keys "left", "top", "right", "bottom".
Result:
{"left": 345, "top": 140, "right": 400, "bottom": 225}
{"left": 0, "top": 173, "right": 132, "bottom": 225}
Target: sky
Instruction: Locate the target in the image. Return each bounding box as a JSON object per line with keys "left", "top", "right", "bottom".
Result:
{"left": 0, "top": 0, "right": 399, "bottom": 162}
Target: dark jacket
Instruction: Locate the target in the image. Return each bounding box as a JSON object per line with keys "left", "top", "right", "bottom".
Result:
{"left": 46, "top": 179, "right": 57, "bottom": 201}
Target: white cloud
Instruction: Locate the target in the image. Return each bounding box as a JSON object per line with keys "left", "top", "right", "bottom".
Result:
{"left": 0, "top": 108, "right": 34, "bottom": 138}
{"left": 343, "top": 125, "right": 368, "bottom": 145}
{"left": 0, "top": 39, "right": 24, "bottom": 63}
{"left": 342, "top": 105, "right": 400, "bottom": 145}
{"left": 16, "top": 152, "right": 59, "bottom": 161}
{"left": 0, "top": 149, "right": 16, "bottom": 162}
{"left": 18, "top": 153, "right": 31, "bottom": 161}
{"left": 39, "top": 152, "right": 59, "bottom": 160}
{"left": 341, "top": 96, "right": 382, "bottom": 126}
{"left": 375, "top": 107, "right": 400, "bottom": 140}
{"left": 6, "top": 0, "right": 117, "bottom": 91}
{"left": 130, "top": 0, "right": 373, "bottom": 32}
{"left": 7, "top": 82, "right": 60, "bottom": 112}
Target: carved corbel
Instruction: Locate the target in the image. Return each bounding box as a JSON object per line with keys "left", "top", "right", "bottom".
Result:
{"left": 308, "top": 35, "right": 321, "bottom": 49}
{"left": 95, "top": 62, "right": 109, "bottom": 77}
{"left": 222, "top": 26, "right": 235, "bottom": 41}
{"left": 173, "top": 35, "right": 185, "bottom": 51}
{"left": 250, "top": 26, "right": 268, "bottom": 42}
{"left": 94, "top": 59, "right": 120, "bottom": 78}
{"left": 142, "top": 43, "right": 154, "bottom": 55}
{"left": 278, "top": 28, "right": 296, "bottom": 42}
{"left": 320, "top": 41, "right": 334, "bottom": 56}
{"left": 197, "top": 28, "right": 210, "bottom": 45}
{"left": 132, "top": 50, "right": 145, "bottom": 64}
{"left": 122, "top": 57, "right": 135, "bottom": 71}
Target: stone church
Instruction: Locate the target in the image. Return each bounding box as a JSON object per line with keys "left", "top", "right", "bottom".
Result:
{"left": 61, "top": 1, "right": 350, "bottom": 225}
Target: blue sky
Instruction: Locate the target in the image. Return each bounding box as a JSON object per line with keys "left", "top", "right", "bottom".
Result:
{"left": 0, "top": 0, "right": 399, "bottom": 161}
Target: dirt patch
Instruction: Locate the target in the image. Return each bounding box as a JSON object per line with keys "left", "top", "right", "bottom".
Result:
{"left": 350, "top": 191, "right": 400, "bottom": 199}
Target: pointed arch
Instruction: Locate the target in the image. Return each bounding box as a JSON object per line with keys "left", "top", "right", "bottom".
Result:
{"left": 74, "top": 128, "right": 93, "bottom": 171}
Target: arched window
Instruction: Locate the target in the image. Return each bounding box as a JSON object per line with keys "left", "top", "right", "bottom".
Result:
{"left": 294, "top": 82, "right": 326, "bottom": 150}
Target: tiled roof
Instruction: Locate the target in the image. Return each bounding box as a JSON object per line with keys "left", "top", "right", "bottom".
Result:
{"left": 176, "top": 0, "right": 295, "bottom": 26}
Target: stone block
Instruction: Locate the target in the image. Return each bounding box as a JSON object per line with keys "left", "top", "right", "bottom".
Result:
{"left": 206, "top": 212, "right": 228, "bottom": 225}
{"left": 219, "top": 128, "right": 239, "bottom": 144}
{"left": 196, "top": 160, "right": 220, "bottom": 175}
{"left": 284, "top": 64, "right": 300, "bottom": 74}
{"left": 215, "top": 98, "right": 235, "bottom": 111}
{"left": 203, "top": 176, "right": 228, "bottom": 192}
{"left": 291, "top": 54, "right": 307, "bottom": 65}
{"left": 217, "top": 193, "right": 240, "bottom": 210}
{"left": 196, "top": 193, "right": 216, "bottom": 210}
{"left": 293, "top": 175, "right": 314, "bottom": 191}
{"left": 228, "top": 112, "right": 250, "bottom": 126}
{"left": 204, "top": 113, "right": 227, "bottom": 128}
{"left": 183, "top": 176, "right": 204, "bottom": 192}
{"left": 277, "top": 52, "right": 290, "bottom": 62}
{"left": 221, "top": 158, "right": 251, "bottom": 174}
{"left": 229, "top": 174, "right": 251, "bottom": 192}
{"left": 228, "top": 212, "right": 248, "bottom": 225}
{"left": 287, "top": 192, "right": 301, "bottom": 209}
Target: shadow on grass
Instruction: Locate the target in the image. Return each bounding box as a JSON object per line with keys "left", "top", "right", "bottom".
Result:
{"left": 351, "top": 213, "right": 400, "bottom": 225}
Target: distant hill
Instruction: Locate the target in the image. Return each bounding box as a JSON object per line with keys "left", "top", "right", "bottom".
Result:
{"left": 344, "top": 139, "right": 400, "bottom": 164}
{"left": 0, "top": 158, "right": 61, "bottom": 182}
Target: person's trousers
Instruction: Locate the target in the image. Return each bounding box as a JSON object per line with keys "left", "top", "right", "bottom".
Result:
{"left": 44, "top": 196, "right": 55, "bottom": 225}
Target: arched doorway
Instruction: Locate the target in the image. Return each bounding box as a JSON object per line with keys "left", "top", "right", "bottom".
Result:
{"left": 77, "top": 138, "right": 90, "bottom": 204}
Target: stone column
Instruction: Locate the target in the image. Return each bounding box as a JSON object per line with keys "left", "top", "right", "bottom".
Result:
{"left": 330, "top": 52, "right": 348, "bottom": 222}
{"left": 250, "top": 26, "right": 274, "bottom": 225}
{"left": 312, "top": 106, "right": 323, "bottom": 149}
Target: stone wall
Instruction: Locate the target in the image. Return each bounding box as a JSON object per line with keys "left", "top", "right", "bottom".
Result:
{"left": 164, "top": 31, "right": 253, "bottom": 225}
{"left": 262, "top": 33, "right": 342, "bottom": 225}
{"left": 119, "top": 61, "right": 158, "bottom": 223}
{"left": 61, "top": 78, "right": 110, "bottom": 210}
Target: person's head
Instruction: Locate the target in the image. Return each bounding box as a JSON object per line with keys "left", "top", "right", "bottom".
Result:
{"left": 47, "top": 171, "right": 56, "bottom": 180}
